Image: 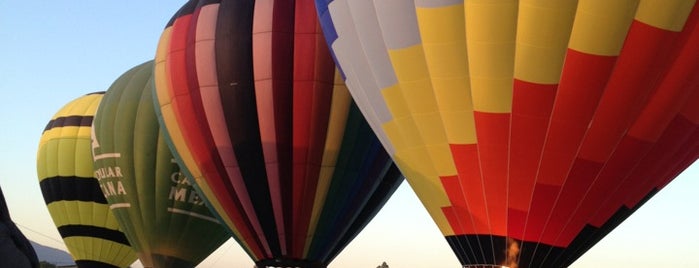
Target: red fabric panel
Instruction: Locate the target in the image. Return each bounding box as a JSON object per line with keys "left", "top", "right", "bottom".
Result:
{"left": 589, "top": 11, "right": 699, "bottom": 226}
{"left": 474, "top": 112, "right": 510, "bottom": 237}
{"left": 508, "top": 80, "right": 557, "bottom": 238}
{"left": 590, "top": 115, "right": 696, "bottom": 226}
{"left": 520, "top": 50, "right": 616, "bottom": 244}
{"left": 450, "top": 144, "right": 490, "bottom": 235}
{"left": 442, "top": 207, "right": 465, "bottom": 235}
{"left": 521, "top": 183, "right": 560, "bottom": 242}
{"left": 539, "top": 158, "right": 603, "bottom": 246}
{"left": 557, "top": 136, "right": 651, "bottom": 246}
{"left": 543, "top": 17, "right": 693, "bottom": 241}
{"left": 578, "top": 21, "right": 680, "bottom": 162}
{"left": 169, "top": 10, "right": 267, "bottom": 258}
{"left": 441, "top": 175, "right": 468, "bottom": 235}
{"left": 507, "top": 208, "right": 527, "bottom": 239}
{"left": 291, "top": 0, "right": 335, "bottom": 257}
{"left": 536, "top": 50, "right": 616, "bottom": 186}
{"left": 253, "top": 0, "right": 298, "bottom": 256}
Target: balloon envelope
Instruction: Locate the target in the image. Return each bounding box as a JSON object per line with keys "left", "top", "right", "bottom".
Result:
{"left": 91, "top": 61, "right": 230, "bottom": 267}
{"left": 37, "top": 92, "right": 137, "bottom": 268}
{"left": 1, "top": 185, "right": 39, "bottom": 268}
{"left": 153, "top": 1, "right": 403, "bottom": 267}
{"left": 316, "top": 1, "right": 699, "bottom": 267}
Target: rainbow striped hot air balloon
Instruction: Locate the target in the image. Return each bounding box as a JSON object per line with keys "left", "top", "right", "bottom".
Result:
{"left": 152, "top": 1, "right": 404, "bottom": 267}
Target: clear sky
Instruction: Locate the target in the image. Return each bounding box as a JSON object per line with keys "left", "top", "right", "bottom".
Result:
{"left": 0, "top": 2, "right": 697, "bottom": 268}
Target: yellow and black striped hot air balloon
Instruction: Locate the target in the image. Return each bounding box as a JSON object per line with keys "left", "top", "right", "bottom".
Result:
{"left": 37, "top": 92, "right": 137, "bottom": 268}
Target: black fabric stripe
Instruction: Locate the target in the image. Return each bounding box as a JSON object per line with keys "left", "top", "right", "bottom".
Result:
{"left": 447, "top": 189, "right": 662, "bottom": 267}
{"left": 216, "top": 0, "right": 282, "bottom": 257}
{"left": 74, "top": 260, "right": 120, "bottom": 268}
{"left": 309, "top": 105, "right": 396, "bottom": 261}
{"left": 43, "top": 115, "right": 94, "bottom": 132}
{"left": 325, "top": 163, "right": 403, "bottom": 263}
{"left": 40, "top": 176, "right": 107, "bottom": 205}
{"left": 550, "top": 188, "right": 660, "bottom": 267}
{"left": 166, "top": 0, "right": 198, "bottom": 28}
{"left": 58, "top": 225, "right": 131, "bottom": 247}
{"left": 85, "top": 91, "right": 105, "bottom": 96}
{"left": 446, "top": 234, "right": 508, "bottom": 266}
{"left": 256, "top": 258, "right": 325, "bottom": 268}
{"left": 446, "top": 235, "right": 566, "bottom": 268}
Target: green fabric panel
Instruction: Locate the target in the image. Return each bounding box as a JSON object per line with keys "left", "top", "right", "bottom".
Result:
{"left": 93, "top": 61, "right": 230, "bottom": 267}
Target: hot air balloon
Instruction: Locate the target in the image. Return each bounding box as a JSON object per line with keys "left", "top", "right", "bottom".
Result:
{"left": 153, "top": 1, "right": 403, "bottom": 267}
{"left": 0, "top": 185, "right": 39, "bottom": 268}
{"left": 315, "top": 0, "right": 699, "bottom": 267}
{"left": 37, "top": 92, "right": 138, "bottom": 268}
{"left": 91, "top": 61, "right": 231, "bottom": 267}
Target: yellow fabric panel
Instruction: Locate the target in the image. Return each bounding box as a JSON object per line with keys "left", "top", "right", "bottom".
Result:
{"left": 568, "top": 0, "right": 639, "bottom": 55}
{"left": 635, "top": 0, "right": 695, "bottom": 31}
{"left": 51, "top": 95, "right": 81, "bottom": 118}
{"left": 402, "top": 82, "right": 450, "bottom": 143}
{"left": 57, "top": 138, "right": 78, "bottom": 177}
{"left": 416, "top": 4, "right": 466, "bottom": 45}
{"left": 77, "top": 201, "right": 92, "bottom": 225}
{"left": 74, "top": 139, "right": 94, "bottom": 178}
{"left": 304, "top": 73, "right": 351, "bottom": 255}
{"left": 469, "top": 76, "right": 514, "bottom": 113}
{"left": 83, "top": 94, "right": 102, "bottom": 117}
{"left": 440, "top": 109, "right": 477, "bottom": 144}
{"left": 37, "top": 138, "right": 59, "bottom": 181}
{"left": 383, "top": 122, "right": 454, "bottom": 235}
{"left": 515, "top": 0, "right": 577, "bottom": 84}
{"left": 381, "top": 84, "right": 411, "bottom": 122}
{"left": 382, "top": 113, "right": 454, "bottom": 176}
{"left": 38, "top": 127, "right": 67, "bottom": 146}
{"left": 386, "top": 47, "right": 454, "bottom": 174}
{"left": 394, "top": 154, "right": 455, "bottom": 236}
{"left": 386, "top": 47, "right": 436, "bottom": 114}
{"left": 465, "top": 0, "right": 517, "bottom": 113}
{"left": 47, "top": 201, "right": 112, "bottom": 226}
{"left": 381, "top": 42, "right": 455, "bottom": 235}
{"left": 304, "top": 167, "right": 333, "bottom": 256}
{"left": 98, "top": 202, "right": 121, "bottom": 230}
{"left": 416, "top": 5, "right": 477, "bottom": 144}
{"left": 46, "top": 202, "right": 68, "bottom": 226}
{"left": 112, "top": 245, "right": 137, "bottom": 267}
{"left": 64, "top": 237, "right": 134, "bottom": 267}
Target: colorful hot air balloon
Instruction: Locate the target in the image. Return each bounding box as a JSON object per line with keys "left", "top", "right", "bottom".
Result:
{"left": 315, "top": 0, "right": 699, "bottom": 267}
{"left": 153, "top": 1, "right": 403, "bottom": 267}
{"left": 91, "top": 61, "right": 230, "bottom": 267}
{"left": 37, "top": 92, "right": 138, "bottom": 268}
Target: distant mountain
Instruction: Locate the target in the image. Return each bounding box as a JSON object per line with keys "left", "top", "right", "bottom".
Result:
{"left": 30, "top": 241, "right": 74, "bottom": 266}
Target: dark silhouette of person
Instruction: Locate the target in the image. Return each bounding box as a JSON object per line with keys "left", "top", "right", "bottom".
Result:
{"left": 0, "top": 184, "right": 39, "bottom": 268}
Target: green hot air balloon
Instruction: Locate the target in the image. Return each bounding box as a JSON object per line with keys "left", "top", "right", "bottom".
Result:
{"left": 91, "top": 61, "right": 230, "bottom": 268}
{"left": 37, "top": 92, "right": 137, "bottom": 268}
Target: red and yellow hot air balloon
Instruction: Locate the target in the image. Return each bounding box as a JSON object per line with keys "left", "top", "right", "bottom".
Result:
{"left": 153, "top": 1, "right": 403, "bottom": 267}
{"left": 315, "top": 0, "right": 699, "bottom": 267}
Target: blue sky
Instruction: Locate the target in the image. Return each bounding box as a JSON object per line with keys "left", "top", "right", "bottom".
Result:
{"left": 0, "top": 2, "right": 696, "bottom": 267}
